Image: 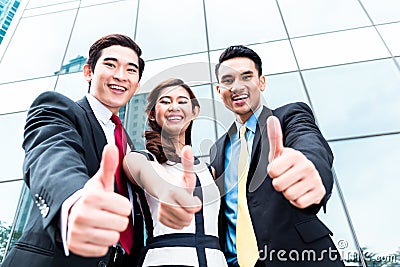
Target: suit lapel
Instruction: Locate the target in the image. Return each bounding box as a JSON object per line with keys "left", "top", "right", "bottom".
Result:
{"left": 76, "top": 97, "right": 107, "bottom": 163}
{"left": 248, "top": 106, "right": 273, "bottom": 192}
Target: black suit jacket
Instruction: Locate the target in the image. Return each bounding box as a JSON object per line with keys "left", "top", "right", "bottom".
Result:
{"left": 2, "top": 91, "right": 143, "bottom": 267}
{"left": 210, "top": 103, "right": 345, "bottom": 267}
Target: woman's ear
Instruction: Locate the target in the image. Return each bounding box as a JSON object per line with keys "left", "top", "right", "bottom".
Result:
{"left": 192, "top": 106, "right": 200, "bottom": 119}
{"left": 147, "top": 110, "right": 156, "bottom": 121}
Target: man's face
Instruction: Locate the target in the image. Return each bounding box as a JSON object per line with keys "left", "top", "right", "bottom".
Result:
{"left": 84, "top": 45, "right": 140, "bottom": 114}
{"left": 216, "top": 57, "right": 265, "bottom": 123}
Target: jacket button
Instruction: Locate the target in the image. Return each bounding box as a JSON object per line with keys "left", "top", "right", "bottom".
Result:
{"left": 97, "top": 260, "right": 107, "bottom": 267}
{"left": 41, "top": 206, "right": 49, "bottom": 218}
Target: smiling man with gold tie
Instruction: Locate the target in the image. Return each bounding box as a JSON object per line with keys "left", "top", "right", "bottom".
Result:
{"left": 208, "top": 45, "right": 345, "bottom": 267}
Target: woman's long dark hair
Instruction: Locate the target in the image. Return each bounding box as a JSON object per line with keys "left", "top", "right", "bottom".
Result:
{"left": 145, "top": 78, "right": 200, "bottom": 164}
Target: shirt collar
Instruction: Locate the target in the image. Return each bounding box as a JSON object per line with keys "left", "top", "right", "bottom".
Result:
{"left": 86, "top": 94, "right": 113, "bottom": 125}
{"left": 235, "top": 106, "right": 263, "bottom": 135}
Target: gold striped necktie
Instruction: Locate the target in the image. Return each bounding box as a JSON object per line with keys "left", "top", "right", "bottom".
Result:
{"left": 236, "top": 125, "right": 259, "bottom": 266}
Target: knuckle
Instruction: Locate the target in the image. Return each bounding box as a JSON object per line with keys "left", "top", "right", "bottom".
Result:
{"left": 166, "top": 188, "right": 177, "bottom": 199}
{"left": 81, "top": 192, "right": 99, "bottom": 205}
{"left": 283, "top": 190, "right": 294, "bottom": 200}
{"left": 118, "top": 217, "right": 129, "bottom": 231}
{"left": 271, "top": 179, "right": 282, "bottom": 191}
{"left": 296, "top": 197, "right": 311, "bottom": 209}
{"left": 109, "top": 231, "right": 119, "bottom": 244}
{"left": 291, "top": 148, "right": 302, "bottom": 157}
{"left": 68, "top": 242, "right": 83, "bottom": 255}
{"left": 70, "top": 211, "right": 88, "bottom": 225}
{"left": 99, "top": 247, "right": 109, "bottom": 257}
{"left": 298, "top": 201, "right": 308, "bottom": 209}
{"left": 268, "top": 168, "right": 277, "bottom": 178}
{"left": 181, "top": 215, "right": 192, "bottom": 226}
{"left": 121, "top": 201, "right": 132, "bottom": 214}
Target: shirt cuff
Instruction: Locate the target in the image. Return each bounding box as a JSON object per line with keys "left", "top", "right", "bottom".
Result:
{"left": 60, "top": 189, "right": 83, "bottom": 256}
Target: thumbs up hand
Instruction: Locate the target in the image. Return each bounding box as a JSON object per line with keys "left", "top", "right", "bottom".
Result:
{"left": 158, "top": 146, "right": 202, "bottom": 229}
{"left": 267, "top": 116, "right": 326, "bottom": 209}
{"left": 181, "top": 145, "right": 197, "bottom": 193}
{"left": 67, "top": 144, "right": 132, "bottom": 257}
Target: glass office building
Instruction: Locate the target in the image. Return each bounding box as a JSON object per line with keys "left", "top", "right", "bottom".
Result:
{"left": 0, "top": 0, "right": 399, "bottom": 265}
{"left": 0, "top": 0, "right": 21, "bottom": 44}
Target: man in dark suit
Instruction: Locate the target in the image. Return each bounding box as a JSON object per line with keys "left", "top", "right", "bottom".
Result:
{"left": 2, "top": 34, "right": 146, "bottom": 267}
{"left": 209, "top": 45, "right": 345, "bottom": 266}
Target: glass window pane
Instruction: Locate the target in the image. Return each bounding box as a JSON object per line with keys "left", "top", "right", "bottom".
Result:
{"left": 209, "top": 40, "right": 298, "bottom": 83}
{"left": 330, "top": 134, "right": 400, "bottom": 257}
{"left": 55, "top": 72, "right": 89, "bottom": 101}
{"left": 205, "top": 0, "right": 286, "bottom": 50}
{"left": 361, "top": 0, "right": 400, "bottom": 24}
{"left": 0, "top": 181, "right": 23, "bottom": 225}
{"left": 0, "top": 77, "right": 56, "bottom": 114}
{"left": 26, "top": 0, "right": 78, "bottom": 9}
{"left": 377, "top": 22, "right": 400, "bottom": 57}
{"left": 191, "top": 84, "right": 216, "bottom": 156}
{"left": 278, "top": 0, "right": 371, "bottom": 37}
{"left": 4, "top": 184, "right": 34, "bottom": 258}
{"left": 136, "top": 0, "right": 207, "bottom": 60}
{"left": 252, "top": 41, "right": 298, "bottom": 75}
{"left": 292, "top": 27, "right": 390, "bottom": 69}
{"left": 80, "top": 0, "right": 126, "bottom": 7}
{"left": 303, "top": 59, "right": 400, "bottom": 139}
{"left": 0, "top": 180, "right": 24, "bottom": 261}
{"left": 0, "top": 0, "right": 26, "bottom": 59}
{"left": 23, "top": 2, "right": 79, "bottom": 17}
{"left": 125, "top": 93, "right": 147, "bottom": 150}
{"left": 0, "top": 112, "right": 26, "bottom": 182}
{"left": 263, "top": 72, "right": 309, "bottom": 109}
{"left": 317, "top": 185, "right": 361, "bottom": 266}
{"left": 0, "top": 10, "right": 76, "bottom": 84}
{"left": 61, "top": 0, "right": 138, "bottom": 70}
{"left": 140, "top": 53, "right": 210, "bottom": 93}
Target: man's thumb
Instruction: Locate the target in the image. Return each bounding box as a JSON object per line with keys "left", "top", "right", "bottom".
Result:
{"left": 181, "top": 145, "right": 196, "bottom": 193}
{"left": 267, "top": 116, "right": 284, "bottom": 163}
{"left": 97, "top": 144, "right": 119, "bottom": 192}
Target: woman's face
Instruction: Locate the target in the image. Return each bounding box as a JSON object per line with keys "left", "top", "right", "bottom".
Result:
{"left": 154, "top": 85, "right": 199, "bottom": 138}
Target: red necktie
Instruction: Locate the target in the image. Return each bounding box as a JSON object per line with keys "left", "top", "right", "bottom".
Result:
{"left": 111, "top": 114, "right": 134, "bottom": 254}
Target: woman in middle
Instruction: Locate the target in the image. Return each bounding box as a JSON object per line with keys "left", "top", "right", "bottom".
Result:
{"left": 123, "top": 78, "right": 227, "bottom": 267}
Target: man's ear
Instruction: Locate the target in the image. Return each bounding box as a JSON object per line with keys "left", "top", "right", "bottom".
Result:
{"left": 259, "top": 75, "right": 266, "bottom": 92}
{"left": 83, "top": 64, "right": 92, "bottom": 82}
{"left": 133, "top": 82, "right": 141, "bottom": 95}
{"left": 215, "top": 84, "right": 221, "bottom": 94}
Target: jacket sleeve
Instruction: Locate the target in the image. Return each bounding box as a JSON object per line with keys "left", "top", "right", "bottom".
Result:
{"left": 274, "top": 102, "right": 334, "bottom": 214}
{"left": 22, "top": 91, "right": 90, "bottom": 242}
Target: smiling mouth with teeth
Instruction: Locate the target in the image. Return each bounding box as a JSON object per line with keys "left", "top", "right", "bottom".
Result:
{"left": 167, "top": 116, "right": 183, "bottom": 121}
{"left": 233, "top": 95, "right": 248, "bottom": 101}
{"left": 109, "top": 84, "right": 126, "bottom": 92}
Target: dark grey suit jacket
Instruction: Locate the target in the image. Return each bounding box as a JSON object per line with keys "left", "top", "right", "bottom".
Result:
{"left": 2, "top": 91, "right": 141, "bottom": 267}
{"left": 210, "top": 103, "right": 345, "bottom": 267}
